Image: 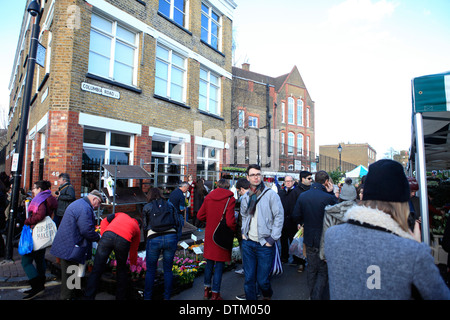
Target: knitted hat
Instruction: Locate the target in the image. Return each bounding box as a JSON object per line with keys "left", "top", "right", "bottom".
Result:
{"left": 362, "top": 159, "right": 410, "bottom": 202}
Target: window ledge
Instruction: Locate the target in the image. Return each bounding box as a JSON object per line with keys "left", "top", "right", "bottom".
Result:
{"left": 200, "top": 40, "right": 225, "bottom": 57}
{"left": 38, "top": 73, "right": 50, "bottom": 92}
{"left": 157, "top": 12, "right": 192, "bottom": 36}
{"left": 86, "top": 73, "right": 142, "bottom": 94}
{"left": 153, "top": 94, "right": 190, "bottom": 109}
{"left": 199, "top": 110, "right": 224, "bottom": 121}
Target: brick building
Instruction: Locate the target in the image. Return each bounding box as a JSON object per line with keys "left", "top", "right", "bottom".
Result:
{"left": 319, "top": 143, "right": 377, "bottom": 172}
{"left": 231, "top": 64, "right": 316, "bottom": 173}
{"left": 7, "top": 0, "right": 237, "bottom": 196}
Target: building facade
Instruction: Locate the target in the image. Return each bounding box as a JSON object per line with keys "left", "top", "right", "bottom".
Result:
{"left": 7, "top": 0, "right": 237, "bottom": 196}
{"left": 231, "top": 64, "right": 316, "bottom": 174}
{"left": 319, "top": 143, "right": 377, "bottom": 172}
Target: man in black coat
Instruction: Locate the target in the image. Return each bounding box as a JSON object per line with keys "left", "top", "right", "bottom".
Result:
{"left": 277, "top": 171, "right": 312, "bottom": 268}
{"left": 54, "top": 173, "right": 76, "bottom": 227}
{"left": 292, "top": 170, "right": 337, "bottom": 300}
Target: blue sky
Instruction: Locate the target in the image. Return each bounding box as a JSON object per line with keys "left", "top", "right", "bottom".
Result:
{"left": 0, "top": 1, "right": 27, "bottom": 126}
{"left": 1, "top": 0, "right": 450, "bottom": 158}
{"left": 233, "top": 0, "right": 450, "bottom": 157}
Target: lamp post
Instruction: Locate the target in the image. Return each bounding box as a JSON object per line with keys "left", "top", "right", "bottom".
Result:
{"left": 5, "top": 0, "right": 41, "bottom": 260}
{"left": 337, "top": 144, "right": 342, "bottom": 171}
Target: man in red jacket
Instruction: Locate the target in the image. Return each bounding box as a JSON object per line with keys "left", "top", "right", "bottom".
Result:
{"left": 84, "top": 211, "right": 141, "bottom": 300}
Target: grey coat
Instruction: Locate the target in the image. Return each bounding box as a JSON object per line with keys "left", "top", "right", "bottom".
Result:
{"left": 319, "top": 200, "right": 356, "bottom": 260}
{"left": 240, "top": 185, "right": 284, "bottom": 246}
{"left": 325, "top": 205, "right": 450, "bottom": 300}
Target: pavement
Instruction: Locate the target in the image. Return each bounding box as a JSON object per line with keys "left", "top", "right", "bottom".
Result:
{"left": 0, "top": 227, "right": 310, "bottom": 301}
{"left": 0, "top": 240, "right": 57, "bottom": 287}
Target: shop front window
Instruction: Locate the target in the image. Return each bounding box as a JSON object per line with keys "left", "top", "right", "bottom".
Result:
{"left": 81, "top": 128, "right": 133, "bottom": 196}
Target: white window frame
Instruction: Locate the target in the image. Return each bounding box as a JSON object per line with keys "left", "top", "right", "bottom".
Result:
{"left": 306, "top": 107, "right": 310, "bottom": 127}
{"left": 288, "top": 97, "right": 295, "bottom": 124}
{"left": 155, "top": 43, "right": 187, "bottom": 103}
{"left": 297, "top": 133, "right": 303, "bottom": 155}
{"left": 151, "top": 136, "right": 185, "bottom": 185}
{"left": 306, "top": 136, "right": 310, "bottom": 156}
{"left": 158, "top": 0, "right": 189, "bottom": 28}
{"left": 197, "top": 145, "right": 220, "bottom": 180}
{"left": 201, "top": 2, "right": 222, "bottom": 51}
{"left": 83, "top": 129, "right": 134, "bottom": 165}
{"left": 82, "top": 128, "right": 135, "bottom": 196}
{"left": 88, "top": 13, "right": 139, "bottom": 86}
{"left": 297, "top": 98, "right": 303, "bottom": 126}
{"left": 248, "top": 116, "right": 258, "bottom": 128}
{"left": 288, "top": 132, "right": 294, "bottom": 154}
{"left": 199, "top": 66, "right": 221, "bottom": 116}
{"left": 281, "top": 132, "right": 285, "bottom": 155}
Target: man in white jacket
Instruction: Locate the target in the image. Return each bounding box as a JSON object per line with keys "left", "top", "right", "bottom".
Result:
{"left": 240, "top": 164, "right": 284, "bottom": 300}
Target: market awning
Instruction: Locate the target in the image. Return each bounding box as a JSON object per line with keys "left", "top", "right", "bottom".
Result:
{"left": 410, "top": 72, "right": 450, "bottom": 170}
{"left": 409, "top": 71, "right": 450, "bottom": 245}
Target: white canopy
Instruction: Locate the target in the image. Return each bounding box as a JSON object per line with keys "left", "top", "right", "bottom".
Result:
{"left": 345, "top": 165, "right": 368, "bottom": 178}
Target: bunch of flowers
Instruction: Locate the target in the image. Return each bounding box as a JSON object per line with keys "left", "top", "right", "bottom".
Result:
{"left": 172, "top": 255, "right": 206, "bottom": 285}
{"left": 128, "top": 256, "right": 147, "bottom": 279}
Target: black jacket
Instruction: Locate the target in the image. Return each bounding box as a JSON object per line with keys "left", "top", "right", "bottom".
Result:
{"left": 292, "top": 182, "right": 338, "bottom": 248}
{"left": 56, "top": 182, "right": 76, "bottom": 216}
{"left": 277, "top": 185, "right": 301, "bottom": 227}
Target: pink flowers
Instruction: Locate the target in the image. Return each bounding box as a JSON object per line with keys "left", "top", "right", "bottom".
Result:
{"left": 128, "top": 256, "right": 146, "bottom": 278}
{"left": 173, "top": 257, "right": 194, "bottom": 266}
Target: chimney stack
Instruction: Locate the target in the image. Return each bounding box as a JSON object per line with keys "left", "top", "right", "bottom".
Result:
{"left": 242, "top": 63, "right": 250, "bottom": 71}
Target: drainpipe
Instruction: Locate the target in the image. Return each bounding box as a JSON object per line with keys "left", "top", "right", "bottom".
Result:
{"left": 266, "top": 84, "right": 271, "bottom": 160}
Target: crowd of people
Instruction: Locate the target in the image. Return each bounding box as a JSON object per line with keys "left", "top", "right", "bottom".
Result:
{"left": 1, "top": 160, "right": 449, "bottom": 300}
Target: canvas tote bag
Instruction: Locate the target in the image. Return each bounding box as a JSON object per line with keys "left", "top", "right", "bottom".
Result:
{"left": 32, "top": 216, "right": 57, "bottom": 251}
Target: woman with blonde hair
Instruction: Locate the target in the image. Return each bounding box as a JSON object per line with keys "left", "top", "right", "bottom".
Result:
{"left": 325, "top": 159, "right": 450, "bottom": 300}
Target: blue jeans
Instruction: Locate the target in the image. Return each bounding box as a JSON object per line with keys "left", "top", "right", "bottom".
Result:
{"left": 241, "top": 239, "right": 275, "bottom": 300}
{"left": 305, "top": 246, "right": 329, "bottom": 300}
{"left": 144, "top": 233, "right": 178, "bottom": 300}
{"left": 204, "top": 259, "right": 225, "bottom": 293}
{"left": 85, "top": 231, "right": 130, "bottom": 300}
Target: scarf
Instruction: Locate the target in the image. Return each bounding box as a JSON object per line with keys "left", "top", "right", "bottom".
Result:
{"left": 247, "top": 182, "right": 265, "bottom": 216}
{"left": 28, "top": 189, "right": 52, "bottom": 215}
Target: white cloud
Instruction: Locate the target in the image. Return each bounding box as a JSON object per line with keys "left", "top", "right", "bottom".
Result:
{"left": 328, "top": 0, "right": 398, "bottom": 25}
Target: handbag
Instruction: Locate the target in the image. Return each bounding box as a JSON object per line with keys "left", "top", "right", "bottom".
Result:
{"left": 32, "top": 216, "right": 57, "bottom": 251}
{"left": 213, "top": 196, "right": 234, "bottom": 250}
{"left": 18, "top": 225, "right": 33, "bottom": 255}
{"left": 270, "top": 242, "right": 283, "bottom": 276}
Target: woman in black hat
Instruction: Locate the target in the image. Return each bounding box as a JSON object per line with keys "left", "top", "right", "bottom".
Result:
{"left": 324, "top": 159, "right": 450, "bottom": 300}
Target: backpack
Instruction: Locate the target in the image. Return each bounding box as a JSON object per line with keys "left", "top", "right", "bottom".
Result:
{"left": 148, "top": 199, "right": 176, "bottom": 232}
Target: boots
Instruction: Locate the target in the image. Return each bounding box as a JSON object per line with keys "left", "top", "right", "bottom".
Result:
{"left": 23, "top": 276, "right": 45, "bottom": 300}
{"left": 203, "top": 287, "right": 212, "bottom": 300}
{"left": 211, "top": 292, "right": 223, "bottom": 300}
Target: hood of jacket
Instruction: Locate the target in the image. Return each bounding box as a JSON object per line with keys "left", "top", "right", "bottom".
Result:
{"left": 325, "top": 200, "right": 356, "bottom": 220}
{"left": 207, "top": 187, "right": 234, "bottom": 202}
{"left": 344, "top": 205, "right": 415, "bottom": 240}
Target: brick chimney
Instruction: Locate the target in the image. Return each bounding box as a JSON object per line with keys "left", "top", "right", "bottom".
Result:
{"left": 242, "top": 63, "right": 250, "bottom": 71}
